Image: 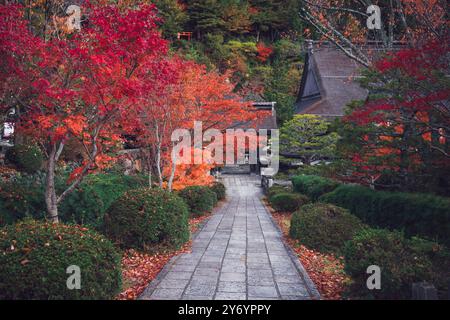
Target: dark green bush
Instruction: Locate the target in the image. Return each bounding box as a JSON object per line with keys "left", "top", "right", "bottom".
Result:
{"left": 320, "top": 184, "right": 450, "bottom": 246}
{"left": 104, "top": 188, "right": 189, "bottom": 250}
{"left": 59, "top": 174, "right": 146, "bottom": 228}
{"left": 292, "top": 175, "right": 340, "bottom": 200}
{"left": 269, "top": 192, "right": 309, "bottom": 212}
{"left": 267, "top": 185, "right": 292, "bottom": 201}
{"left": 0, "top": 173, "right": 47, "bottom": 225}
{"left": 179, "top": 186, "right": 217, "bottom": 217}
{"left": 6, "top": 144, "right": 43, "bottom": 173}
{"left": 210, "top": 182, "right": 226, "bottom": 201}
{"left": 409, "top": 237, "right": 450, "bottom": 298}
{"left": 343, "top": 228, "right": 433, "bottom": 299}
{"left": 290, "top": 203, "right": 365, "bottom": 253}
{"left": 0, "top": 219, "right": 122, "bottom": 299}
{"left": 0, "top": 173, "right": 146, "bottom": 228}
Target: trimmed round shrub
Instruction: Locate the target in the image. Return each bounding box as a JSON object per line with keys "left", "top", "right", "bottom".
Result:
{"left": 290, "top": 203, "right": 365, "bottom": 253}
{"left": 210, "top": 182, "right": 226, "bottom": 201}
{"left": 269, "top": 192, "right": 309, "bottom": 212}
{"left": 6, "top": 144, "right": 43, "bottom": 173}
{"left": 343, "top": 228, "right": 432, "bottom": 299}
{"left": 104, "top": 188, "right": 189, "bottom": 250}
{"left": 267, "top": 185, "right": 292, "bottom": 201}
{"left": 0, "top": 219, "right": 122, "bottom": 300}
{"left": 179, "top": 186, "right": 217, "bottom": 217}
{"left": 59, "top": 174, "right": 146, "bottom": 228}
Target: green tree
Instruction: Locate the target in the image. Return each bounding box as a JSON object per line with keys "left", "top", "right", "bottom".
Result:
{"left": 249, "top": 0, "right": 302, "bottom": 41}
{"left": 221, "top": 0, "right": 252, "bottom": 35}
{"left": 264, "top": 58, "right": 301, "bottom": 125}
{"left": 187, "top": 0, "right": 224, "bottom": 38}
{"left": 280, "top": 114, "right": 339, "bottom": 165}
{"left": 249, "top": 0, "right": 279, "bottom": 41}
{"left": 153, "top": 0, "right": 188, "bottom": 40}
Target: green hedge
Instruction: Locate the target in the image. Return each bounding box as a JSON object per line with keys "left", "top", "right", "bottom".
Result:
{"left": 320, "top": 184, "right": 450, "bottom": 246}
{"left": 0, "top": 219, "right": 122, "bottom": 299}
{"left": 179, "top": 186, "right": 217, "bottom": 217}
{"left": 290, "top": 203, "right": 365, "bottom": 254}
{"left": 269, "top": 192, "right": 309, "bottom": 212}
{"left": 104, "top": 188, "right": 190, "bottom": 250}
{"left": 292, "top": 175, "right": 340, "bottom": 200}
{"left": 343, "top": 228, "right": 434, "bottom": 299}
{"left": 210, "top": 182, "right": 226, "bottom": 201}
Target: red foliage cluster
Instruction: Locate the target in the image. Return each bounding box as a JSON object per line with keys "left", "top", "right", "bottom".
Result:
{"left": 271, "top": 212, "right": 349, "bottom": 300}
{"left": 256, "top": 42, "right": 273, "bottom": 63}
{"left": 375, "top": 40, "right": 449, "bottom": 79}
{"left": 347, "top": 41, "right": 450, "bottom": 126}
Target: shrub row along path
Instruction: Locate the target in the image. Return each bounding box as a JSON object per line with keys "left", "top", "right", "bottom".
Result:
{"left": 140, "top": 174, "right": 320, "bottom": 300}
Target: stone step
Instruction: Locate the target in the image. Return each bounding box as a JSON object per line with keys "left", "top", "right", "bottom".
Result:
{"left": 221, "top": 165, "right": 251, "bottom": 174}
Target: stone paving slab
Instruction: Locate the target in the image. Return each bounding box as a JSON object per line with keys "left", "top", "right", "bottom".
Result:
{"left": 140, "top": 175, "right": 320, "bottom": 300}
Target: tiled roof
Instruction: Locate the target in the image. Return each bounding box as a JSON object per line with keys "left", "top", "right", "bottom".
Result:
{"left": 231, "top": 102, "right": 278, "bottom": 130}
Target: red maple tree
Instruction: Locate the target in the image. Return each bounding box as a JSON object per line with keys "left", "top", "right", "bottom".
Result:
{"left": 342, "top": 40, "right": 450, "bottom": 188}
{"left": 1, "top": 4, "right": 169, "bottom": 222}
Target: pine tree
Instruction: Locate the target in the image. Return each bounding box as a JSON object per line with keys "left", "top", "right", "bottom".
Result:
{"left": 154, "top": 0, "right": 188, "bottom": 40}
{"left": 249, "top": 0, "right": 302, "bottom": 41}
{"left": 186, "top": 0, "right": 224, "bottom": 38}
{"left": 221, "top": 0, "right": 252, "bottom": 35}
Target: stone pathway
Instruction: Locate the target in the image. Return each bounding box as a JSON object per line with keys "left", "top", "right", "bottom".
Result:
{"left": 140, "top": 175, "right": 320, "bottom": 300}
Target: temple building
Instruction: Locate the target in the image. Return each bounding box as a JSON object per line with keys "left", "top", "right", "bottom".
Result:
{"left": 295, "top": 42, "right": 368, "bottom": 118}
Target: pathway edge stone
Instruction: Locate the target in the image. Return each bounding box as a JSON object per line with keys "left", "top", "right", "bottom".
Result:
{"left": 262, "top": 201, "right": 321, "bottom": 300}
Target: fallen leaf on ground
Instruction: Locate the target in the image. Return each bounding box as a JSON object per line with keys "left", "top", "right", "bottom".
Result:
{"left": 116, "top": 213, "right": 211, "bottom": 300}
{"left": 271, "top": 210, "right": 350, "bottom": 300}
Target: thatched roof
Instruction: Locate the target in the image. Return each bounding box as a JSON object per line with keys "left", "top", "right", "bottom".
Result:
{"left": 295, "top": 44, "right": 368, "bottom": 118}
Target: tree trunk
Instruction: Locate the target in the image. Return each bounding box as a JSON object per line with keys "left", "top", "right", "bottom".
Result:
{"left": 156, "top": 143, "right": 163, "bottom": 188}
{"left": 399, "top": 111, "right": 414, "bottom": 191}
{"left": 45, "top": 143, "right": 59, "bottom": 223}
{"left": 168, "top": 163, "right": 176, "bottom": 192}
{"left": 146, "top": 147, "right": 152, "bottom": 188}
{"left": 154, "top": 123, "right": 164, "bottom": 188}
{"left": 168, "top": 142, "right": 176, "bottom": 192}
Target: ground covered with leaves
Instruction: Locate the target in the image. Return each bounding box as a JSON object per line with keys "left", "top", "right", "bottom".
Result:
{"left": 117, "top": 214, "right": 211, "bottom": 300}
{"left": 271, "top": 211, "right": 350, "bottom": 300}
